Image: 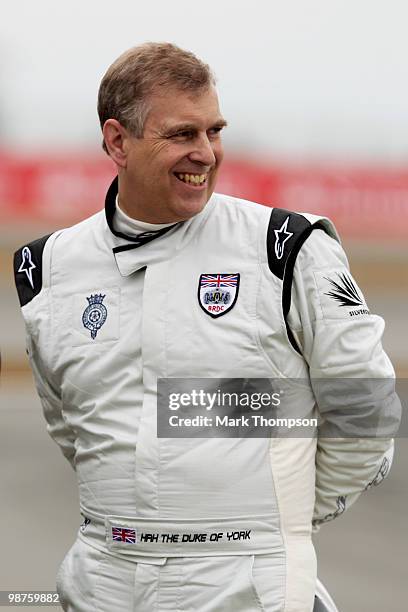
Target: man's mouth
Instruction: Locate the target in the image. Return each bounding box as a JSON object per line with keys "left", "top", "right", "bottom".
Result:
{"left": 174, "top": 173, "right": 207, "bottom": 185}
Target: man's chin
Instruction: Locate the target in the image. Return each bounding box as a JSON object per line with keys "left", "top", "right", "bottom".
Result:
{"left": 171, "top": 191, "right": 212, "bottom": 222}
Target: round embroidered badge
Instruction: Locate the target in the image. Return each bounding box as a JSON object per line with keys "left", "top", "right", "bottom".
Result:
{"left": 82, "top": 294, "right": 108, "bottom": 339}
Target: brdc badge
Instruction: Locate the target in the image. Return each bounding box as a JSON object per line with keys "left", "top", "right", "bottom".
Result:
{"left": 198, "top": 274, "right": 240, "bottom": 318}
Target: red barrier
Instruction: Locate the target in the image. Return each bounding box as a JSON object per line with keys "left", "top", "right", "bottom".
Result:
{"left": 1, "top": 152, "right": 408, "bottom": 240}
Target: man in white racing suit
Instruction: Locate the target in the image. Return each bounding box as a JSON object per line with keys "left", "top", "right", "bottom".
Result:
{"left": 14, "top": 43, "right": 398, "bottom": 612}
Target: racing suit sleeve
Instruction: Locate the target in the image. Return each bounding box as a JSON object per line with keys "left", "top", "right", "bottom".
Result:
{"left": 25, "top": 327, "right": 76, "bottom": 470}
{"left": 287, "top": 228, "right": 399, "bottom": 528}
{"left": 14, "top": 233, "right": 77, "bottom": 470}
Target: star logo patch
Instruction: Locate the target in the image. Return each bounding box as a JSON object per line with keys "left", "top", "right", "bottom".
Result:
{"left": 18, "top": 246, "right": 36, "bottom": 289}
{"left": 274, "top": 217, "right": 293, "bottom": 260}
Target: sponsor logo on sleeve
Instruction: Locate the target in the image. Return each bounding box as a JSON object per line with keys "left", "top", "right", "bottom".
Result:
{"left": 324, "top": 272, "right": 370, "bottom": 317}
{"left": 313, "top": 495, "right": 346, "bottom": 526}
{"left": 365, "top": 456, "right": 390, "bottom": 490}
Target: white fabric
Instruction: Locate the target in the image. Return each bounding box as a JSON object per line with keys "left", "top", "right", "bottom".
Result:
{"left": 114, "top": 196, "right": 175, "bottom": 234}
{"left": 18, "top": 190, "right": 396, "bottom": 611}
{"left": 57, "top": 539, "right": 286, "bottom": 612}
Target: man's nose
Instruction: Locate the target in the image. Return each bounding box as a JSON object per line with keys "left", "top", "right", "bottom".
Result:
{"left": 188, "top": 133, "right": 217, "bottom": 167}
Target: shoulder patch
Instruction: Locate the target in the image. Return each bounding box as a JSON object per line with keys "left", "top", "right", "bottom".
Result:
{"left": 267, "top": 208, "right": 333, "bottom": 355}
{"left": 14, "top": 234, "right": 52, "bottom": 306}
{"left": 267, "top": 208, "right": 311, "bottom": 280}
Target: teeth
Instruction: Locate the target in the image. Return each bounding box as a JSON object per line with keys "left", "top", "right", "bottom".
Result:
{"left": 176, "top": 173, "right": 207, "bottom": 185}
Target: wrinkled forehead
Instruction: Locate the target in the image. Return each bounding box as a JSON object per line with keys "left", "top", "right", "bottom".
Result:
{"left": 144, "top": 85, "right": 225, "bottom": 131}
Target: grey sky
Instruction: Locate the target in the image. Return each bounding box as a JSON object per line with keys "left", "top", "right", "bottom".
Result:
{"left": 1, "top": 0, "right": 408, "bottom": 161}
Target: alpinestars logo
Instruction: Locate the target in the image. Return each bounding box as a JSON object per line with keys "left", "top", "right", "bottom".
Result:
{"left": 18, "top": 246, "right": 36, "bottom": 289}
{"left": 324, "top": 272, "right": 364, "bottom": 308}
{"left": 274, "top": 217, "right": 293, "bottom": 260}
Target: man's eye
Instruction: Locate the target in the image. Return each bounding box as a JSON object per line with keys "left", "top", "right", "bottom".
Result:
{"left": 208, "top": 127, "right": 224, "bottom": 137}
{"left": 171, "top": 131, "right": 193, "bottom": 139}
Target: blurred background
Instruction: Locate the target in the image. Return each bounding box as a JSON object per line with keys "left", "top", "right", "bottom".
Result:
{"left": 1, "top": 1, "right": 407, "bottom": 610}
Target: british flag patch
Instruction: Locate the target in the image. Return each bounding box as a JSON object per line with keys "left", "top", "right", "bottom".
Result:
{"left": 111, "top": 526, "right": 137, "bottom": 544}
{"left": 198, "top": 273, "right": 240, "bottom": 318}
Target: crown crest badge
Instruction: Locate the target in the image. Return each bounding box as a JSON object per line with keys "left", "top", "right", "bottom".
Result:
{"left": 82, "top": 293, "right": 108, "bottom": 339}
{"left": 87, "top": 293, "right": 105, "bottom": 305}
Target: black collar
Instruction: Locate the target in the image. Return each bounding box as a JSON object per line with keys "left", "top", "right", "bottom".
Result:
{"left": 105, "top": 176, "right": 178, "bottom": 254}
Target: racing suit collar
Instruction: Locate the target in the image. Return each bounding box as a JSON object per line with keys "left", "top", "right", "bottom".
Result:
{"left": 105, "top": 176, "right": 179, "bottom": 254}
{"left": 105, "top": 176, "right": 215, "bottom": 277}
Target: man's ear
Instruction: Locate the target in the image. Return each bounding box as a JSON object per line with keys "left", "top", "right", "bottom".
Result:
{"left": 102, "top": 119, "right": 130, "bottom": 168}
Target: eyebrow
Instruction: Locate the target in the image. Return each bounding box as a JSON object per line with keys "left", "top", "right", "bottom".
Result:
{"left": 162, "top": 119, "right": 228, "bottom": 133}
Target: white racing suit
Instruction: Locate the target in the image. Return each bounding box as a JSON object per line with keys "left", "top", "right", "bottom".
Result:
{"left": 14, "top": 178, "right": 398, "bottom": 611}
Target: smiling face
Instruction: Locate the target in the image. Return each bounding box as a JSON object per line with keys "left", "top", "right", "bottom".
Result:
{"left": 108, "top": 86, "right": 226, "bottom": 223}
